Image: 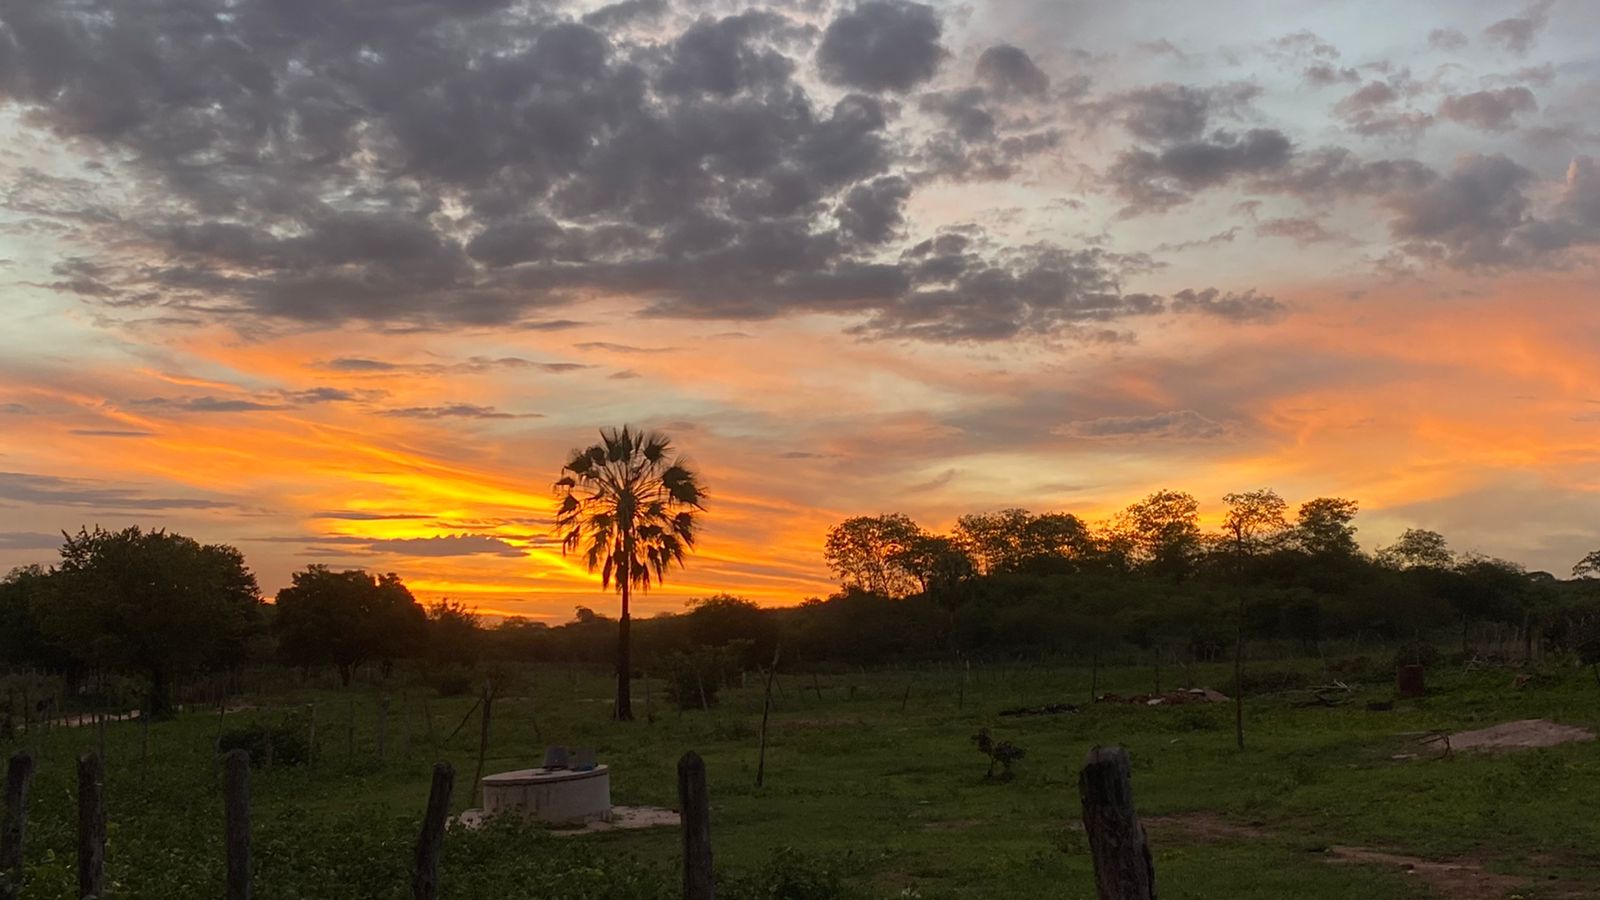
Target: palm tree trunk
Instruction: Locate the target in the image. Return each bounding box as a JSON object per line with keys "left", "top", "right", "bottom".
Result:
{"left": 616, "top": 579, "right": 634, "bottom": 721}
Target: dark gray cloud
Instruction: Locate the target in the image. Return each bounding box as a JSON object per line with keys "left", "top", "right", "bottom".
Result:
{"left": 0, "top": 0, "right": 1298, "bottom": 344}
{"left": 916, "top": 87, "right": 1060, "bottom": 182}
{"left": 131, "top": 396, "right": 285, "bottom": 413}
{"left": 312, "top": 510, "right": 432, "bottom": 521}
{"left": 1168, "top": 288, "right": 1285, "bottom": 322}
{"left": 68, "top": 429, "right": 158, "bottom": 437}
{"left": 365, "top": 535, "right": 525, "bottom": 557}
{"left": 0, "top": 471, "right": 235, "bottom": 510}
{"left": 573, "top": 342, "right": 673, "bottom": 353}
{"left": 1382, "top": 153, "right": 1537, "bottom": 267}
{"left": 319, "top": 356, "right": 588, "bottom": 374}
{"left": 1437, "top": 87, "right": 1537, "bottom": 131}
{"left": 1054, "top": 409, "right": 1228, "bottom": 441}
{"left": 0, "top": 403, "right": 32, "bottom": 414}
{"left": 1111, "top": 82, "right": 1259, "bottom": 144}
{"left": 1332, "top": 80, "right": 1433, "bottom": 137}
{"left": 1255, "top": 216, "right": 1341, "bottom": 245}
{"left": 1109, "top": 129, "right": 1294, "bottom": 214}
{"left": 0, "top": 532, "right": 61, "bottom": 551}
{"left": 1483, "top": 0, "right": 1554, "bottom": 56}
{"left": 974, "top": 44, "right": 1048, "bottom": 98}
{"left": 815, "top": 0, "right": 945, "bottom": 93}
{"left": 379, "top": 404, "right": 541, "bottom": 420}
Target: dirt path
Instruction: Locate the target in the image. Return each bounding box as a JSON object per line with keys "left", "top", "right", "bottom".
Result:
{"left": 1145, "top": 813, "right": 1587, "bottom": 899}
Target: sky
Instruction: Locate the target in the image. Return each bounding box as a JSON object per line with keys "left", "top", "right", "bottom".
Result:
{"left": 1, "top": 0, "right": 1598, "bottom": 619}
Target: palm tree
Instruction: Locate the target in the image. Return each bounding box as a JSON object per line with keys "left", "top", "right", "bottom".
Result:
{"left": 554, "top": 426, "right": 705, "bottom": 721}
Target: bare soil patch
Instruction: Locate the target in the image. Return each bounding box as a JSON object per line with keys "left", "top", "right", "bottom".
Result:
{"left": 1147, "top": 812, "right": 1591, "bottom": 898}
{"left": 1446, "top": 719, "right": 1595, "bottom": 753}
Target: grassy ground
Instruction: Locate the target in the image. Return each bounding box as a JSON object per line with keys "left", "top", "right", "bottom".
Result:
{"left": 5, "top": 655, "right": 1599, "bottom": 898}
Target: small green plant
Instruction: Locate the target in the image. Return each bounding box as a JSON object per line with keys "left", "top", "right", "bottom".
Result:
{"left": 971, "top": 728, "right": 1024, "bottom": 781}
{"left": 218, "top": 719, "right": 311, "bottom": 766}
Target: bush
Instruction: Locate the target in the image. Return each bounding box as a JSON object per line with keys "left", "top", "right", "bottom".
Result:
{"left": 661, "top": 642, "right": 751, "bottom": 711}
{"left": 432, "top": 668, "right": 476, "bottom": 697}
{"left": 218, "top": 720, "right": 311, "bottom": 766}
{"left": 1393, "top": 639, "right": 1439, "bottom": 669}
{"left": 971, "top": 728, "right": 1024, "bottom": 781}
{"left": 723, "top": 847, "right": 853, "bottom": 900}
{"left": 1225, "top": 667, "right": 1316, "bottom": 695}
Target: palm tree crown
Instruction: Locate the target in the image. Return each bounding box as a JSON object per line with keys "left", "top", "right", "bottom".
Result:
{"left": 554, "top": 425, "right": 704, "bottom": 720}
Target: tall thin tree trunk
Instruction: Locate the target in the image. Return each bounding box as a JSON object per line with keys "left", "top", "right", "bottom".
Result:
{"left": 616, "top": 579, "right": 634, "bottom": 721}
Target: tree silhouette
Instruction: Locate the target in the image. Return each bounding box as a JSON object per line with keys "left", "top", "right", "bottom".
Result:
{"left": 555, "top": 426, "right": 704, "bottom": 721}
{"left": 1221, "top": 489, "right": 1287, "bottom": 751}
{"left": 274, "top": 566, "right": 427, "bottom": 684}
{"left": 1379, "top": 528, "right": 1455, "bottom": 570}
{"left": 1295, "top": 497, "right": 1360, "bottom": 557}
{"left": 823, "top": 514, "right": 923, "bottom": 597}
{"left": 50, "top": 526, "right": 264, "bottom": 718}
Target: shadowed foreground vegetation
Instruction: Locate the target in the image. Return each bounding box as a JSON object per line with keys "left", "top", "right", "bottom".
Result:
{"left": 5, "top": 655, "right": 1600, "bottom": 899}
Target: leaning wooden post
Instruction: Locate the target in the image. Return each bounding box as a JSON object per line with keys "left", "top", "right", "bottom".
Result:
{"left": 377, "top": 695, "right": 390, "bottom": 762}
{"left": 755, "top": 647, "right": 780, "bottom": 788}
{"left": 471, "top": 682, "right": 494, "bottom": 807}
{"left": 678, "top": 751, "right": 714, "bottom": 900}
{"left": 224, "top": 749, "right": 251, "bottom": 900}
{"left": 411, "top": 763, "right": 454, "bottom": 900}
{"left": 1078, "top": 745, "right": 1155, "bottom": 900}
{"left": 77, "top": 752, "right": 106, "bottom": 900}
{"left": 2, "top": 751, "right": 35, "bottom": 899}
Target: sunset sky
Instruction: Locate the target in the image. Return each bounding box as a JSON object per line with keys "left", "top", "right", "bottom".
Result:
{"left": 2, "top": 0, "right": 1598, "bottom": 619}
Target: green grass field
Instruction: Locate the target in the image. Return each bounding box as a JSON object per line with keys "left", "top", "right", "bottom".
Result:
{"left": 5, "top": 656, "right": 1600, "bottom": 899}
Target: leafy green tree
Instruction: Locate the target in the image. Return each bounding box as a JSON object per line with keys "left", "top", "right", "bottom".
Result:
{"left": 46, "top": 526, "right": 264, "bottom": 717}
{"left": 1573, "top": 549, "right": 1600, "bottom": 580}
{"left": 823, "top": 513, "right": 923, "bottom": 597}
{"left": 0, "top": 565, "right": 75, "bottom": 670}
{"left": 1378, "top": 528, "right": 1454, "bottom": 570}
{"left": 555, "top": 426, "right": 704, "bottom": 721}
{"left": 274, "top": 566, "right": 427, "bottom": 685}
{"left": 1295, "top": 497, "right": 1360, "bottom": 556}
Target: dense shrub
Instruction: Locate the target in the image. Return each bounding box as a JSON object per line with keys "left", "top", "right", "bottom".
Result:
{"left": 218, "top": 721, "right": 311, "bottom": 767}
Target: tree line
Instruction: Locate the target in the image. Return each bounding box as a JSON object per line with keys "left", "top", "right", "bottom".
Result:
{"left": 5, "top": 488, "right": 1600, "bottom": 721}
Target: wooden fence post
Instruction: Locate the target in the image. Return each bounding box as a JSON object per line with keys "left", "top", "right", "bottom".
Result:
{"left": 77, "top": 752, "right": 105, "bottom": 900}
{"left": 411, "top": 763, "right": 454, "bottom": 900}
{"left": 2, "top": 751, "right": 35, "bottom": 900}
{"left": 378, "top": 696, "right": 390, "bottom": 762}
{"left": 755, "top": 648, "right": 780, "bottom": 788}
{"left": 678, "top": 751, "right": 713, "bottom": 900}
{"left": 224, "top": 749, "right": 251, "bottom": 900}
{"left": 472, "top": 682, "right": 494, "bottom": 807}
{"left": 1078, "top": 745, "right": 1155, "bottom": 900}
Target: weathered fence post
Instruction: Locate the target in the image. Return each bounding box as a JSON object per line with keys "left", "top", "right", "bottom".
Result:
{"left": 678, "top": 751, "right": 713, "bottom": 900}
{"left": 1078, "top": 745, "right": 1155, "bottom": 900}
{"left": 224, "top": 749, "right": 251, "bottom": 900}
{"left": 755, "top": 648, "right": 780, "bottom": 788}
{"left": 378, "top": 695, "right": 390, "bottom": 762}
{"left": 77, "top": 752, "right": 106, "bottom": 900}
{"left": 2, "top": 751, "right": 35, "bottom": 900}
{"left": 412, "top": 763, "right": 454, "bottom": 900}
{"left": 472, "top": 682, "right": 494, "bottom": 806}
